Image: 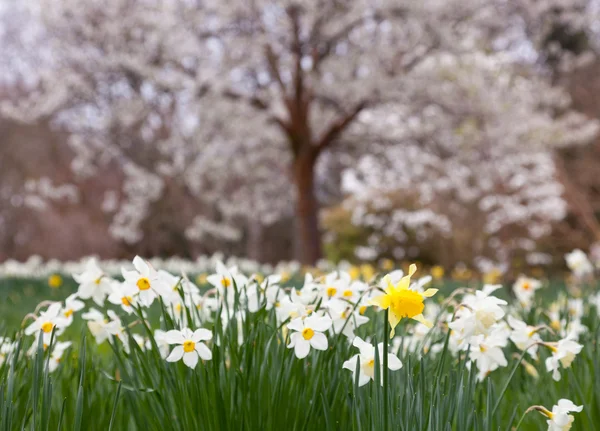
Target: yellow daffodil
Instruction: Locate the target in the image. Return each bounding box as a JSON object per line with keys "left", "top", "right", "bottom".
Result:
{"left": 349, "top": 266, "right": 361, "bottom": 280}
{"left": 195, "top": 273, "right": 208, "bottom": 285}
{"left": 483, "top": 268, "right": 502, "bottom": 284}
{"left": 371, "top": 264, "right": 438, "bottom": 338}
{"left": 360, "top": 264, "right": 375, "bottom": 281}
{"left": 48, "top": 274, "right": 63, "bottom": 289}
{"left": 380, "top": 259, "right": 394, "bottom": 271}
{"left": 431, "top": 265, "right": 444, "bottom": 280}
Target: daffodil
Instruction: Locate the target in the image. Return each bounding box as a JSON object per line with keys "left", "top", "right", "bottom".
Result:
{"left": 565, "top": 249, "right": 593, "bottom": 278}
{"left": 48, "top": 341, "right": 72, "bottom": 373}
{"left": 449, "top": 285, "right": 507, "bottom": 339}
{"left": 534, "top": 399, "right": 583, "bottom": 431}
{"left": 73, "top": 258, "right": 112, "bottom": 306}
{"left": 327, "top": 299, "right": 369, "bottom": 339}
{"left": 512, "top": 276, "right": 541, "bottom": 310}
{"left": 165, "top": 328, "right": 212, "bottom": 369}
{"left": 431, "top": 265, "right": 444, "bottom": 280}
{"left": 287, "top": 315, "right": 332, "bottom": 359}
{"left": 24, "top": 302, "right": 69, "bottom": 341}
{"left": 507, "top": 316, "right": 541, "bottom": 359}
{"left": 122, "top": 256, "right": 169, "bottom": 307}
{"left": 544, "top": 338, "right": 583, "bottom": 381}
{"left": 82, "top": 309, "right": 122, "bottom": 345}
{"left": 342, "top": 337, "right": 402, "bottom": 386}
{"left": 468, "top": 331, "right": 508, "bottom": 381}
{"left": 107, "top": 281, "right": 138, "bottom": 314}
{"left": 371, "top": 264, "right": 437, "bottom": 338}
{"left": 0, "top": 337, "right": 17, "bottom": 367}
{"left": 148, "top": 329, "right": 171, "bottom": 359}
{"left": 61, "top": 294, "right": 84, "bottom": 325}
{"left": 206, "top": 261, "right": 248, "bottom": 303}
{"left": 48, "top": 274, "right": 63, "bottom": 289}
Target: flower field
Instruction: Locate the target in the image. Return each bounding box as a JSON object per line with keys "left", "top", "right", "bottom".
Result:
{"left": 0, "top": 253, "right": 599, "bottom": 430}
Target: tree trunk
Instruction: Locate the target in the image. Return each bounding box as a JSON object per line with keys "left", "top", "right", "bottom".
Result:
{"left": 246, "top": 221, "right": 264, "bottom": 262}
{"left": 293, "top": 151, "right": 322, "bottom": 265}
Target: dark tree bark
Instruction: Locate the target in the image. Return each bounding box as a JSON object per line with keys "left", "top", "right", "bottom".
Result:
{"left": 293, "top": 147, "right": 322, "bottom": 264}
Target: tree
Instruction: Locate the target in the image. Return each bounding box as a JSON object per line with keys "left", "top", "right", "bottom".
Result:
{"left": 3, "top": 0, "right": 502, "bottom": 264}
{"left": 3, "top": 0, "right": 598, "bottom": 265}
{"left": 338, "top": 50, "right": 598, "bottom": 268}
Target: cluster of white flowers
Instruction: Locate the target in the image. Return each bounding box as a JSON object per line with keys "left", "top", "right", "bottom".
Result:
{"left": 379, "top": 250, "right": 598, "bottom": 386}
{"left": 10, "top": 246, "right": 595, "bottom": 429}
{"left": 0, "top": 254, "right": 301, "bottom": 279}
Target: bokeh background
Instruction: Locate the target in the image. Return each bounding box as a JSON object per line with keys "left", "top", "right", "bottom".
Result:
{"left": 2, "top": 0, "right": 600, "bottom": 274}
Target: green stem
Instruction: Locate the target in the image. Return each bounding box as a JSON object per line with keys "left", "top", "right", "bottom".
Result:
{"left": 513, "top": 410, "right": 530, "bottom": 431}
{"left": 383, "top": 309, "right": 389, "bottom": 431}
{"left": 491, "top": 347, "right": 529, "bottom": 416}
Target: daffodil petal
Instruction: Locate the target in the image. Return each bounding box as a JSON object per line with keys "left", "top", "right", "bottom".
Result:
{"left": 370, "top": 294, "right": 390, "bottom": 309}
{"left": 422, "top": 288, "right": 438, "bottom": 298}
{"left": 412, "top": 314, "right": 432, "bottom": 328}
{"left": 408, "top": 264, "right": 417, "bottom": 277}
{"left": 388, "top": 311, "right": 401, "bottom": 339}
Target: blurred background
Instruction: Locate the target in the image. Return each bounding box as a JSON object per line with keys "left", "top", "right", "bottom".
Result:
{"left": 2, "top": 0, "right": 600, "bottom": 273}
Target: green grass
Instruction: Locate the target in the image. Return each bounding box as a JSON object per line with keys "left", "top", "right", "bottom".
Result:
{"left": 0, "top": 276, "right": 598, "bottom": 430}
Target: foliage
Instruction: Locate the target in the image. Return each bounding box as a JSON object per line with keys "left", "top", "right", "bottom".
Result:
{"left": 0, "top": 254, "right": 599, "bottom": 430}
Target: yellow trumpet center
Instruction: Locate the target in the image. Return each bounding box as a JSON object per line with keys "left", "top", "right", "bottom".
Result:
{"left": 136, "top": 277, "right": 151, "bottom": 291}
{"left": 41, "top": 322, "right": 54, "bottom": 333}
{"left": 221, "top": 277, "right": 231, "bottom": 288}
{"left": 302, "top": 328, "right": 315, "bottom": 340}
{"left": 343, "top": 290, "right": 353, "bottom": 297}
{"left": 64, "top": 309, "right": 74, "bottom": 318}
{"left": 359, "top": 305, "right": 367, "bottom": 315}
{"left": 326, "top": 287, "right": 337, "bottom": 297}
{"left": 183, "top": 340, "right": 196, "bottom": 353}
{"left": 389, "top": 289, "right": 424, "bottom": 318}
{"left": 121, "top": 296, "right": 132, "bottom": 306}
{"left": 522, "top": 282, "right": 530, "bottom": 291}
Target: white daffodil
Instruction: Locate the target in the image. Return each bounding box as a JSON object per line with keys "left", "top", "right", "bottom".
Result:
{"left": 158, "top": 270, "right": 199, "bottom": 306}
{"left": 246, "top": 274, "right": 283, "bottom": 313}
{"left": 48, "top": 341, "right": 72, "bottom": 372}
{"left": 165, "top": 328, "right": 212, "bottom": 369}
{"left": 61, "top": 294, "right": 84, "bottom": 325}
{"left": 563, "top": 319, "right": 587, "bottom": 341}
{"left": 147, "top": 329, "right": 171, "bottom": 359}
{"left": 319, "top": 274, "right": 353, "bottom": 304}
{"left": 535, "top": 398, "right": 583, "bottom": 431}
{"left": 544, "top": 338, "right": 583, "bottom": 381}
{"left": 122, "top": 256, "right": 169, "bottom": 307}
{"left": 468, "top": 330, "right": 508, "bottom": 381}
{"left": 342, "top": 337, "right": 402, "bottom": 386}
{"left": 566, "top": 299, "right": 584, "bottom": 320}
{"left": 507, "top": 315, "right": 541, "bottom": 359}
{"left": 449, "top": 288, "right": 507, "bottom": 339}
{"left": 107, "top": 281, "right": 139, "bottom": 314}
{"left": 24, "top": 303, "right": 69, "bottom": 342}
{"left": 73, "top": 258, "right": 112, "bottom": 306}
{"left": 327, "top": 299, "right": 369, "bottom": 339}
{"left": 565, "top": 249, "right": 593, "bottom": 278}
{"left": 206, "top": 262, "right": 249, "bottom": 307}
{"left": 83, "top": 309, "right": 122, "bottom": 345}
{"left": 0, "top": 337, "right": 17, "bottom": 366}
{"left": 287, "top": 315, "right": 332, "bottom": 359}
{"left": 274, "top": 295, "right": 308, "bottom": 324}
{"left": 512, "top": 276, "right": 541, "bottom": 310}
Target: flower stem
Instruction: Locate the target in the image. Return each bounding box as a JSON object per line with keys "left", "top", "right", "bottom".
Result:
{"left": 383, "top": 308, "right": 389, "bottom": 431}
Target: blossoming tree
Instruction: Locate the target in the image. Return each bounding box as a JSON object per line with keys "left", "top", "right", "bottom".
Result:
{"left": 2, "top": 0, "right": 599, "bottom": 264}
